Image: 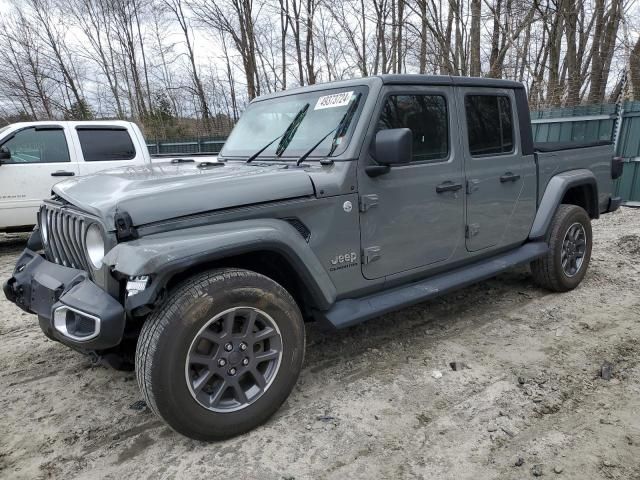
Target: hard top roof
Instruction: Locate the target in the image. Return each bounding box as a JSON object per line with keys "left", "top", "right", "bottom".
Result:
{"left": 254, "top": 74, "right": 524, "bottom": 101}
{"left": 379, "top": 74, "right": 524, "bottom": 89}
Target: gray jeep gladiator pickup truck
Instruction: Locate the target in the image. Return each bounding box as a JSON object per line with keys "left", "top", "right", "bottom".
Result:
{"left": 4, "top": 75, "right": 623, "bottom": 440}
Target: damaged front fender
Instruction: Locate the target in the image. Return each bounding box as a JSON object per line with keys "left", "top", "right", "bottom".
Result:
{"left": 103, "top": 218, "right": 337, "bottom": 313}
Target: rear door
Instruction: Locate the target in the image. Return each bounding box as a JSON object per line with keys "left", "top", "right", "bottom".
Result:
{"left": 73, "top": 126, "right": 143, "bottom": 176}
{"left": 459, "top": 88, "right": 535, "bottom": 251}
{"left": 0, "top": 125, "right": 79, "bottom": 229}
{"left": 358, "top": 85, "right": 465, "bottom": 280}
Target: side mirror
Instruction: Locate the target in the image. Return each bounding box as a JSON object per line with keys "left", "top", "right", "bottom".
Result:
{"left": 366, "top": 128, "right": 412, "bottom": 177}
{"left": 0, "top": 147, "right": 10, "bottom": 163}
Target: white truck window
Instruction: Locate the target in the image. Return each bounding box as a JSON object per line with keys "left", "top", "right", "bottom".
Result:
{"left": 1, "top": 128, "right": 70, "bottom": 164}
{"left": 76, "top": 128, "right": 136, "bottom": 161}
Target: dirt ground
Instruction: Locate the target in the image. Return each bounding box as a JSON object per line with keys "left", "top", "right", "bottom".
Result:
{"left": 1, "top": 208, "right": 640, "bottom": 480}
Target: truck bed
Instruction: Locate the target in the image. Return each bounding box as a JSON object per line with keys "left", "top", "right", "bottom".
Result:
{"left": 534, "top": 141, "right": 614, "bottom": 212}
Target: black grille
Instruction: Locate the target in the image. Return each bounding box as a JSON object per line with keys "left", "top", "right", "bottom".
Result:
{"left": 285, "top": 218, "right": 311, "bottom": 242}
{"left": 42, "top": 203, "right": 91, "bottom": 271}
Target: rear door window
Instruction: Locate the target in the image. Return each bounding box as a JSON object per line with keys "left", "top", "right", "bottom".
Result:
{"left": 377, "top": 94, "right": 449, "bottom": 162}
{"left": 465, "top": 95, "right": 514, "bottom": 156}
{"left": 76, "top": 128, "right": 136, "bottom": 161}
{"left": 1, "top": 128, "right": 70, "bottom": 164}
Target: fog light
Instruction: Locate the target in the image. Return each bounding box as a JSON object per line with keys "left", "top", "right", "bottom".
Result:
{"left": 126, "top": 276, "right": 150, "bottom": 297}
{"left": 53, "top": 306, "right": 100, "bottom": 341}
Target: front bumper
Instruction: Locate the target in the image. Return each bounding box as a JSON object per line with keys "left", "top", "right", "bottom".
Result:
{"left": 3, "top": 249, "right": 125, "bottom": 351}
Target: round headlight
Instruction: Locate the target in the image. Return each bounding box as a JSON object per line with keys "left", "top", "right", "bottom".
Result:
{"left": 39, "top": 210, "right": 48, "bottom": 244}
{"left": 85, "top": 224, "right": 105, "bottom": 269}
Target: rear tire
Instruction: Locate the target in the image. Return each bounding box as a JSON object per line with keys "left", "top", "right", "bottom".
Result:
{"left": 135, "top": 268, "right": 305, "bottom": 441}
{"left": 530, "top": 204, "right": 592, "bottom": 292}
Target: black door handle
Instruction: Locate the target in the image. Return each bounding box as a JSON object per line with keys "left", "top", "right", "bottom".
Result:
{"left": 51, "top": 171, "right": 75, "bottom": 177}
{"left": 500, "top": 172, "right": 521, "bottom": 183}
{"left": 436, "top": 181, "right": 463, "bottom": 193}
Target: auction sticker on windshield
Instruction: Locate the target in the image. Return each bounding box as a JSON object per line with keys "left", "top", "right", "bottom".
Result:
{"left": 315, "top": 91, "right": 354, "bottom": 110}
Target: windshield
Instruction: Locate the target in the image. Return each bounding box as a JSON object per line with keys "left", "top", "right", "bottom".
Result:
{"left": 221, "top": 86, "right": 368, "bottom": 160}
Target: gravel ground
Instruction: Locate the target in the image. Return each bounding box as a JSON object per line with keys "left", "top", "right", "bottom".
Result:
{"left": 1, "top": 208, "right": 640, "bottom": 480}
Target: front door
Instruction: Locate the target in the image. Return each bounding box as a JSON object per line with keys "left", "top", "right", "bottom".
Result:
{"left": 459, "top": 88, "right": 534, "bottom": 251}
{"left": 0, "top": 126, "right": 78, "bottom": 230}
{"left": 359, "top": 86, "right": 464, "bottom": 280}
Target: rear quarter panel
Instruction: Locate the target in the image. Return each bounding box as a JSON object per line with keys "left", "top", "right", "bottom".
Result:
{"left": 536, "top": 144, "right": 614, "bottom": 212}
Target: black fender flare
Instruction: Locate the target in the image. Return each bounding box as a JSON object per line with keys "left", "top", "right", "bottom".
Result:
{"left": 529, "top": 169, "right": 598, "bottom": 240}
{"left": 103, "top": 218, "right": 337, "bottom": 312}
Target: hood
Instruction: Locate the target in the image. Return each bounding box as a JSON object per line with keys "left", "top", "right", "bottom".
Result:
{"left": 53, "top": 161, "right": 315, "bottom": 228}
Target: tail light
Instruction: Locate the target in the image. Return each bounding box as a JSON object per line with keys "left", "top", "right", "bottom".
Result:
{"left": 611, "top": 156, "right": 624, "bottom": 180}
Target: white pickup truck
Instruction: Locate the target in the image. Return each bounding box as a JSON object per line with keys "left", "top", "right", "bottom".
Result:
{"left": 0, "top": 120, "right": 217, "bottom": 232}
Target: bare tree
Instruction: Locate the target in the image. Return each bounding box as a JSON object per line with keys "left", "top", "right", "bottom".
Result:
{"left": 588, "top": 0, "right": 623, "bottom": 103}
{"left": 469, "top": 0, "right": 481, "bottom": 76}
{"left": 163, "top": 0, "right": 212, "bottom": 131}
{"left": 24, "top": 0, "right": 89, "bottom": 117}
{"left": 0, "top": 0, "right": 634, "bottom": 132}
{"left": 191, "top": 0, "right": 261, "bottom": 99}
{"left": 630, "top": 36, "right": 640, "bottom": 100}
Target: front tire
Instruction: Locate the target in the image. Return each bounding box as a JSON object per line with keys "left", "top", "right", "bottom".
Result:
{"left": 135, "top": 268, "right": 305, "bottom": 441}
{"left": 530, "top": 204, "right": 592, "bottom": 292}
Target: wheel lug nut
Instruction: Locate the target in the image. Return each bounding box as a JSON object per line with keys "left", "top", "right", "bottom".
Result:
{"left": 242, "top": 358, "right": 249, "bottom": 366}
{"left": 224, "top": 343, "right": 233, "bottom": 352}
{"left": 218, "top": 358, "right": 227, "bottom": 367}
{"left": 239, "top": 342, "right": 247, "bottom": 351}
{"left": 228, "top": 367, "right": 237, "bottom": 376}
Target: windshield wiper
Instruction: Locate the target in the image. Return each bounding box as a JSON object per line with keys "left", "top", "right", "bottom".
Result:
{"left": 246, "top": 103, "right": 310, "bottom": 163}
{"left": 295, "top": 93, "right": 362, "bottom": 166}
{"left": 246, "top": 135, "right": 282, "bottom": 163}
{"left": 274, "top": 103, "right": 310, "bottom": 157}
{"left": 294, "top": 127, "right": 338, "bottom": 167}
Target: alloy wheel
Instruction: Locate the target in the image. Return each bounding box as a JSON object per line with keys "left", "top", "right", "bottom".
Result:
{"left": 561, "top": 222, "right": 587, "bottom": 277}
{"left": 185, "top": 307, "right": 283, "bottom": 412}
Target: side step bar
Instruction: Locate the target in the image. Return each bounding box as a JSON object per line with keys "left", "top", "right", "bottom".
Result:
{"left": 322, "top": 242, "right": 548, "bottom": 329}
